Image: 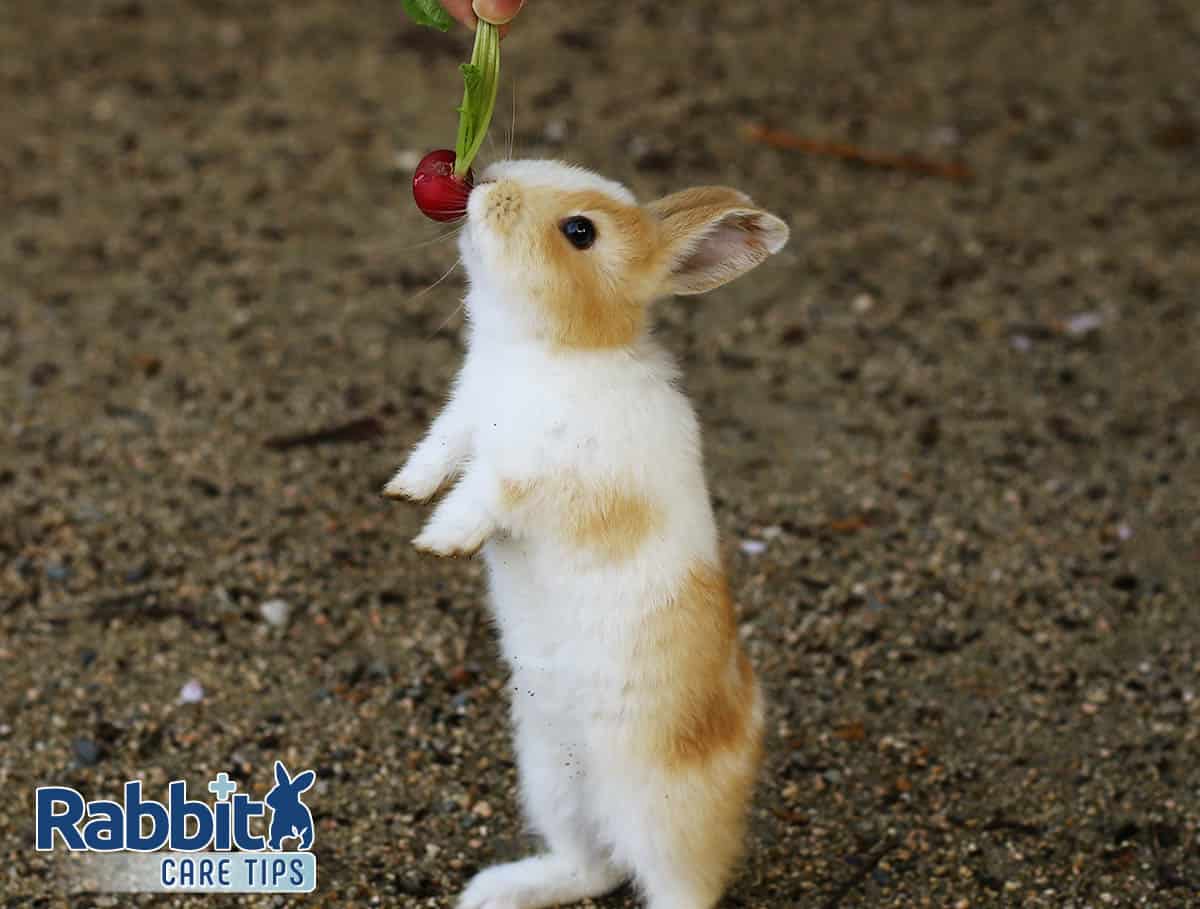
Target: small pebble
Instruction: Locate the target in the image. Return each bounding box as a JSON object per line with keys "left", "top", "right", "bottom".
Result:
{"left": 851, "top": 293, "right": 875, "bottom": 314}
{"left": 260, "top": 599, "right": 291, "bottom": 627}
{"left": 739, "top": 539, "right": 767, "bottom": 556}
{"left": 179, "top": 679, "right": 205, "bottom": 704}
{"left": 45, "top": 562, "right": 70, "bottom": 582}
{"left": 1064, "top": 311, "right": 1104, "bottom": 336}
{"left": 929, "top": 125, "right": 962, "bottom": 147}
{"left": 217, "top": 21, "right": 243, "bottom": 48}
{"left": 73, "top": 738, "right": 101, "bottom": 766}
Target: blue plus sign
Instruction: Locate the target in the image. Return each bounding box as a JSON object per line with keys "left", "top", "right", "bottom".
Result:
{"left": 208, "top": 772, "right": 237, "bottom": 801}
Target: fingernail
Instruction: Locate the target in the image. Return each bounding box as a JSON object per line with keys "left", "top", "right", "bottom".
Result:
{"left": 471, "top": 0, "right": 523, "bottom": 26}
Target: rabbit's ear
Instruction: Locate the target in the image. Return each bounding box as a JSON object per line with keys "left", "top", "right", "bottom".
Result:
{"left": 648, "top": 187, "right": 789, "bottom": 296}
{"left": 290, "top": 769, "right": 316, "bottom": 792}
{"left": 274, "top": 760, "right": 289, "bottom": 787}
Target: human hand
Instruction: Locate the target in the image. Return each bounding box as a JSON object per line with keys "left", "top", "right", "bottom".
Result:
{"left": 441, "top": 0, "right": 525, "bottom": 29}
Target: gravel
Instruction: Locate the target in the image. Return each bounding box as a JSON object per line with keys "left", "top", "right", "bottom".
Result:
{"left": 1, "top": 0, "right": 1198, "bottom": 905}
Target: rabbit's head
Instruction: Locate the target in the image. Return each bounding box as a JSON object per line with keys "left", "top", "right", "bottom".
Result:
{"left": 265, "top": 760, "right": 315, "bottom": 810}
{"left": 460, "top": 160, "right": 789, "bottom": 349}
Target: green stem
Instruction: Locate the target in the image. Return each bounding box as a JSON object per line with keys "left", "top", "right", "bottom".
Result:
{"left": 453, "top": 21, "right": 500, "bottom": 179}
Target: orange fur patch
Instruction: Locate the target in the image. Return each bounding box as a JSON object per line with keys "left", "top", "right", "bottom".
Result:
{"left": 500, "top": 477, "right": 533, "bottom": 509}
{"left": 637, "top": 563, "right": 762, "bottom": 770}
{"left": 567, "top": 487, "right": 659, "bottom": 561}
{"left": 646, "top": 186, "right": 753, "bottom": 220}
{"left": 502, "top": 473, "right": 660, "bottom": 562}
{"left": 527, "top": 188, "right": 660, "bottom": 349}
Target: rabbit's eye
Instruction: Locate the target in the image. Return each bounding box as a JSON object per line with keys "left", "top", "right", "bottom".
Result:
{"left": 561, "top": 216, "right": 596, "bottom": 250}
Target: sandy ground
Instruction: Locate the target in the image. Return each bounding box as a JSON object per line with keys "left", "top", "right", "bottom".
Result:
{"left": 2, "top": 0, "right": 1199, "bottom": 906}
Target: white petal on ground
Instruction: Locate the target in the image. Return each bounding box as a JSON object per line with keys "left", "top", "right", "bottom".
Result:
{"left": 178, "top": 679, "right": 205, "bottom": 704}
{"left": 260, "top": 598, "right": 291, "bottom": 627}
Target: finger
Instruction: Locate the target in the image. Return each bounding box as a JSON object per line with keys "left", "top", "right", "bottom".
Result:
{"left": 441, "top": 0, "right": 478, "bottom": 28}
{"left": 472, "top": 0, "right": 525, "bottom": 26}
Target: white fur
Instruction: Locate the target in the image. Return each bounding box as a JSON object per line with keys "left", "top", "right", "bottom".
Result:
{"left": 388, "top": 161, "right": 780, "bottom": 909}
{"left": 479, "top": 159, "right": 638, "bottom": 205}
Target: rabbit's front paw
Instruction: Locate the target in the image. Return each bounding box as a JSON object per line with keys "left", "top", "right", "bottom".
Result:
{"left": 412, "top": 503, "right": 492, "bottom": 558}
{"left": 384, "top": 457, "right": 449, "bottom": 502}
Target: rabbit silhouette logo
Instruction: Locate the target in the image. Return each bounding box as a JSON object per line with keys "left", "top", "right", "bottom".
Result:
{"left": 264, "top": 761, "right": 315, "bottom": 851}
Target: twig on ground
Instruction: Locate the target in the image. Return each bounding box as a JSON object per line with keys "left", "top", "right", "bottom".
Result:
{"left": 264, "top": 417, "right": 384, "bottom": 451}
{"left": 742, "top": 123, "right": 973, "bottom": 182}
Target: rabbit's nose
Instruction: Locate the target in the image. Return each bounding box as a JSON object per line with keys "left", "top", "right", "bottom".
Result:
{"left": 483, "top": 179, "right": 522, "bottom": 221}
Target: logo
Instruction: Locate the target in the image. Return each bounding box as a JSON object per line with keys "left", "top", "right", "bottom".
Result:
{"left": 36, "top": 761, "right": 317, "bottom": 893}
{"left": 263, "top": 762, "right": 316, "bottom": 851}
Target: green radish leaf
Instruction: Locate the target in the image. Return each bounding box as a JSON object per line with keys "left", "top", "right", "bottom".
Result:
{"left": 460, "top": 63, "right": 483, "bottom": 96}
{"left": 453, "top": 22, "right": 501, "bottom": 178}
{"left": 401, "top": 0, "right": 452, "bottom": 31}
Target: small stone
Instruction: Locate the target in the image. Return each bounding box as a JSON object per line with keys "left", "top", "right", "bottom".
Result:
{"left": 1064, "top": 311, "right": 1104, "bottom": 336}
{"left": 73, "top": 738, "right": 101, "bottom": 766}
{"left": 929, "top": 125, "right": 962, "bottom": 147}
{"left": 217, "top": 21, "right": 243, "bottom": 48}
{"left": 851, "top": 293, "right": 875, "bottom": 314}
{"left": 45, "top": 562, "right": 70, "bottom": 582}
{"left": 543, "top": 119, "right": 568, "bottom": 143}
{"left": 260, "top": 599, "right": 291, "bottom": 627}
{"left": 179, "top": 679, "right": 205, "bottom": 704}
{"left": 740, "top": 539, "right": 767, "bottom": 556}
{"left": 472, "top": 801, "right": 493, "bottom": 818}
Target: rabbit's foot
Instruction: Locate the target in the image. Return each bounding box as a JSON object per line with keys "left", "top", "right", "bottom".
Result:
{"left": 458, "top": 855, "right": 624, "bottom": 909}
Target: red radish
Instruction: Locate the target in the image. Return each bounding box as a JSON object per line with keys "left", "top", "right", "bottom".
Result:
{"left": 412, "top": 149, "right": 474, "bottom": 222}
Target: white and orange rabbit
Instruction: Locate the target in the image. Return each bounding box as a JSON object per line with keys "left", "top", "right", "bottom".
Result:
{"left": 386, "top": 160, "right": 788, "bottom": 909}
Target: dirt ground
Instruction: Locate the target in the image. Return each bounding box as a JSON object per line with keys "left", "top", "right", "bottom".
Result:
{"left": 2, "top": 0, "right": 1199, "bottom": 906}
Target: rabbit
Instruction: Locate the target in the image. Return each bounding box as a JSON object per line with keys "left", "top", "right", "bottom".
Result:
{"left": 385, "top": 159, "right": 788, "bottom": 909}
{"left": 264, "top": 760, "right": 315, "bottom": 851}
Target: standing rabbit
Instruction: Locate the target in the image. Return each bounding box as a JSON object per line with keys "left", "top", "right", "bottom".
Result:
{"left": 387, "top": 160, "right": 788, "bottom": 909}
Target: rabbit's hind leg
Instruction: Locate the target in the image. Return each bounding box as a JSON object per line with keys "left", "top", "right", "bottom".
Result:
{"left": 458, "top": 854, "right": 623, "bottom": 909}
{"left": 458, "top": 707, "right": 624, "bottom": 909}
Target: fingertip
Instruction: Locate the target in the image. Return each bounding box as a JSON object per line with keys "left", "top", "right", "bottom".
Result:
{"left": 472, "top": 0, "right": 524, "bottom": 26}
{"left": 441, "top": 0, "right": 478, "bottom": 28}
